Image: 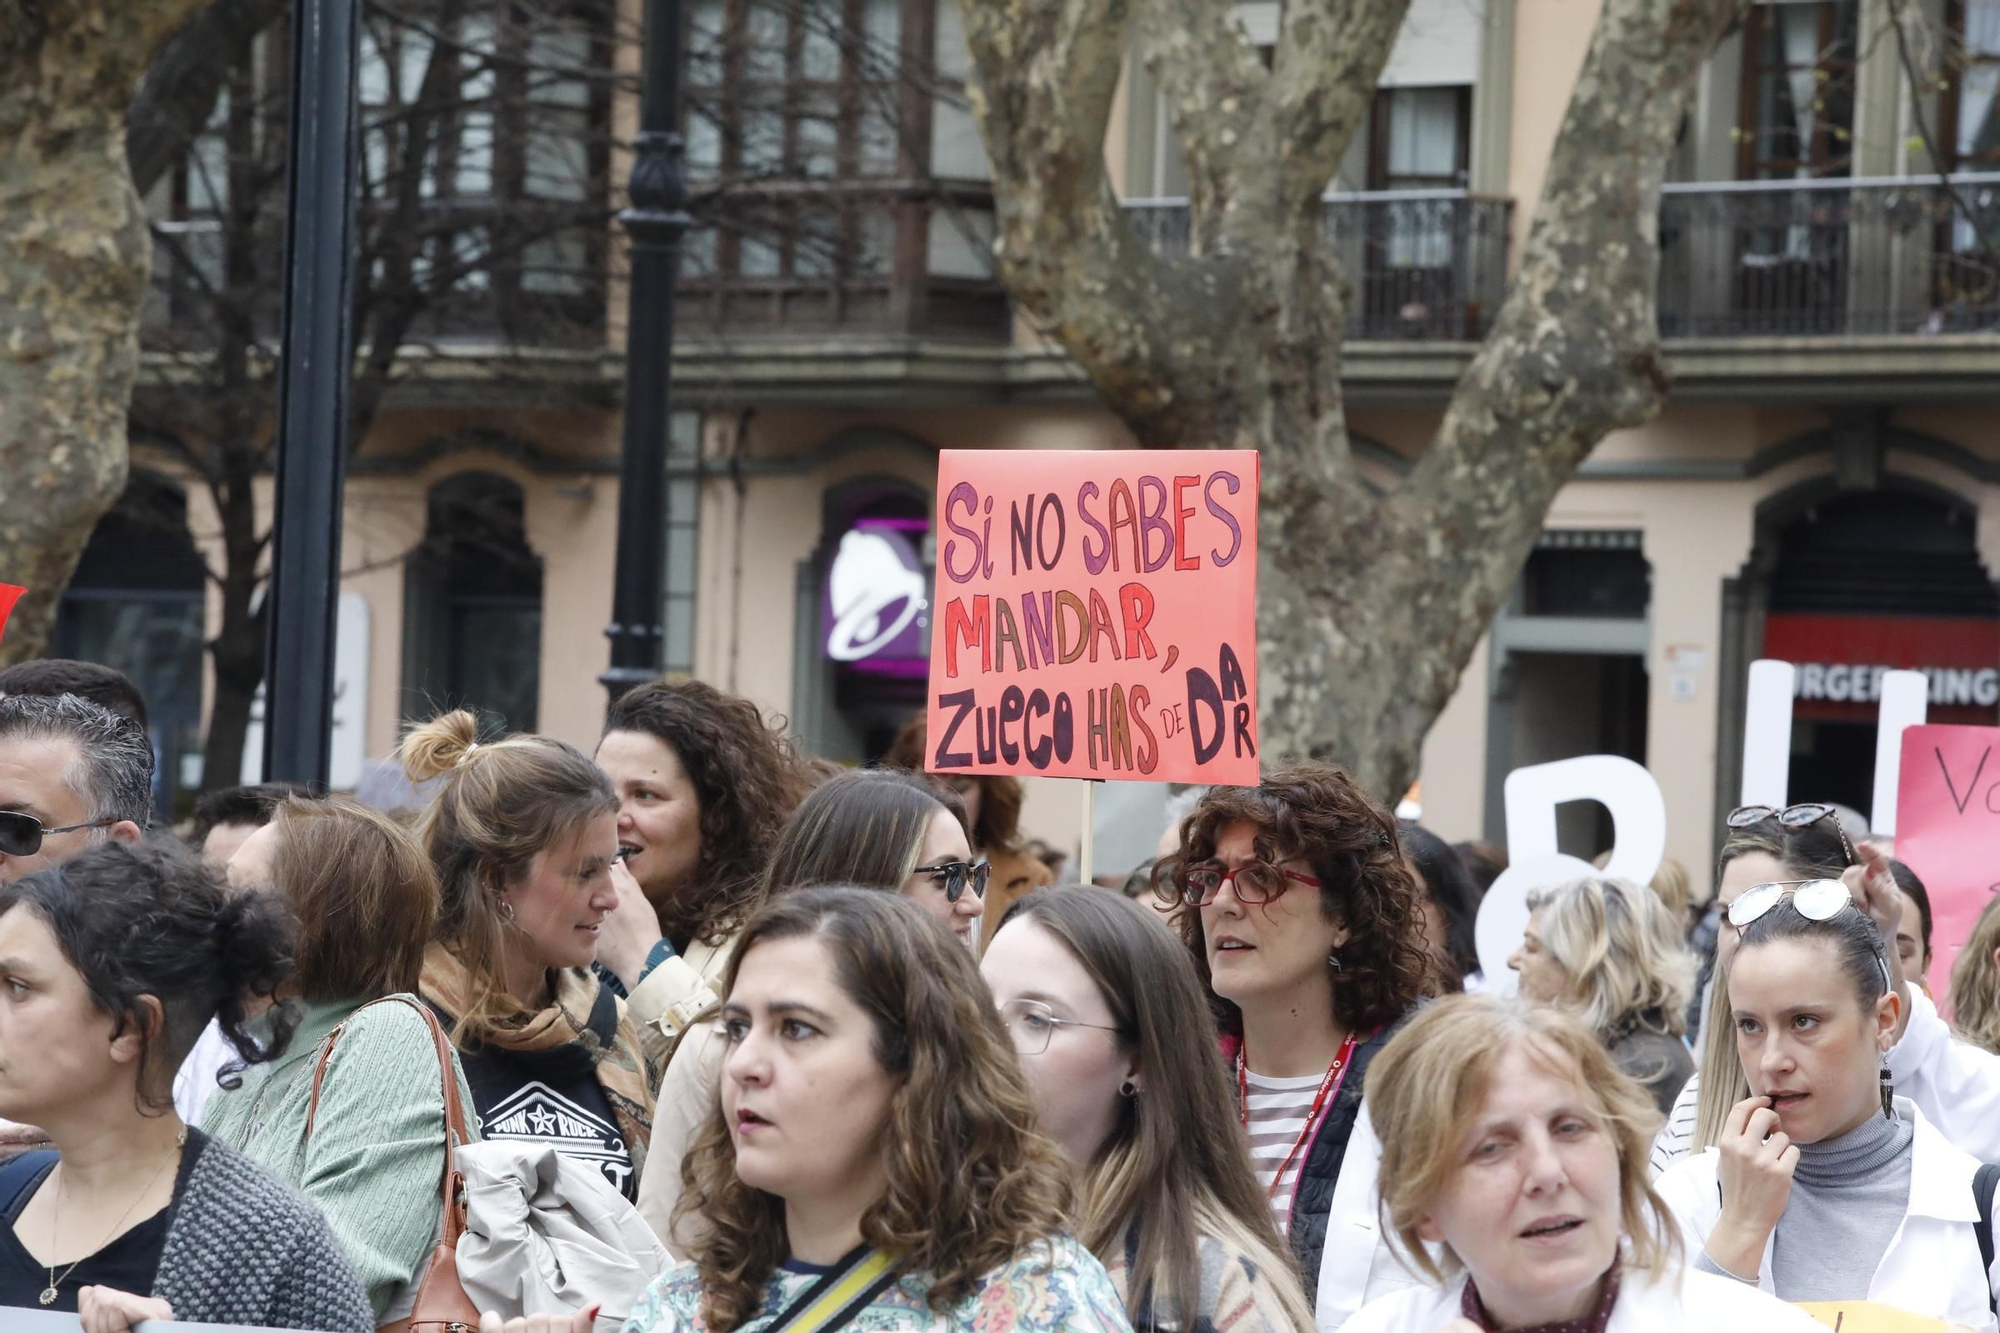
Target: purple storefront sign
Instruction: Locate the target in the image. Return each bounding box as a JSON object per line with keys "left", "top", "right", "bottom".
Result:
{"left": 822, "top": 517, "right": 930, "bottom": 677}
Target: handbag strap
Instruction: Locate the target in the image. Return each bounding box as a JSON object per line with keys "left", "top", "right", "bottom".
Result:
{"left": 304, "top": 996, "right": 473, "bottom": 1231}
{"left": 762, "top": 1247, "right": 900, "bottom": 1333}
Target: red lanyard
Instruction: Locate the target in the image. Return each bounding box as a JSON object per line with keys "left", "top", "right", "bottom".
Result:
{"left": 1237, "top": 1032, "right": 1359, "bottom": 1202}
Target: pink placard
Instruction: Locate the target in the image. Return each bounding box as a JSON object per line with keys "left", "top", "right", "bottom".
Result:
{"left": 1896, "top": 724, "right": 2000, "bottom": 1000}
{"left": 924, "top": 450, "right": 1260, "bottom": 786}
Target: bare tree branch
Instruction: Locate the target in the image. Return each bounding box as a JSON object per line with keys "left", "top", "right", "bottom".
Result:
{"left": 127, "top": 0, "right": 288, "bottom": 194}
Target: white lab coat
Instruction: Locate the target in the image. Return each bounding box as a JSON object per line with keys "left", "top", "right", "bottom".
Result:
{"left": 1889, "top": 985, "right": 2000, "bottom": 1162}
{"left": 1341, "top": 1265, "right": 1829, "bottom": 1333}
{"left": 1653, "top": 1098, "right": 1997, "bottom": 1329}
{"left": 1311, "top": 1099, "right": 1429, "bottom": 1331}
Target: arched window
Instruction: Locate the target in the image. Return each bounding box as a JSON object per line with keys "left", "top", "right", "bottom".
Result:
{"left": 402, "top": 471, "right": 545, "bottom": 734}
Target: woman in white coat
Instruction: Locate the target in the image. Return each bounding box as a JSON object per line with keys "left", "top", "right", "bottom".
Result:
{"left": 1653, "top": 880, "right": 1998, "bottom": 1326}
{"left": 1344, "top": 995, "right": 1824, "bottom": 1333}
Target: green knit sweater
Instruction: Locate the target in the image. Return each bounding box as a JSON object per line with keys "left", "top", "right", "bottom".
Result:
{"left": 201, "top": 994, "right": 481, "bottom": 1320}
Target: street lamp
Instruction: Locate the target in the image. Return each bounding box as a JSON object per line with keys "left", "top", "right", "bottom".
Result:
{"left": 600, "top": 0, "right": 692, "bottom": 705}
{"left": 264, "top": 0, "right": 360, "bottom": 785}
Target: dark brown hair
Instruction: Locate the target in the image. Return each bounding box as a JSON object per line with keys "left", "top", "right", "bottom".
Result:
{"left": 997, "top": 890, "right": 1314, "bottom": 1332}
{"left": 267, "top": 795, "right": 439, "bottom": 1003}
{"left": 761, "top": 768, "right": 969, "bottom": 897}
{"left": 885, "top": 712, "right": 1028, "bottom": 853}
{"left": 677, "top": 887, "right": 1070, "bottom": 1330}
{"left": 602, "top": 679, "right": 809, "bottom": 946}
{"left": 1159, "top": 763, "right": 1431, "bottom": 1036}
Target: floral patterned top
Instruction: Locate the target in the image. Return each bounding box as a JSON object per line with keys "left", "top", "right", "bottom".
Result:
{"left": 623, "top": 1235, "right": 1134, "bottom": 1333}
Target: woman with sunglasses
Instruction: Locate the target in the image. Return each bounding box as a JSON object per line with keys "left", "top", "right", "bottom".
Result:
{"left": 982, "top": 888, "right": 1316, "bottom": 1332}
{"left": 1653, "top": 881, "right": 2000, "bottom": 1324}
{"left": 638, "top": 768, "right": 981, "bottom": 1247}
{"left": 1651, "top": 804, "right": 1881, "bottom": 1173}
{"left": 1155, "top": 764, "right": 1433, "bottom": 1330}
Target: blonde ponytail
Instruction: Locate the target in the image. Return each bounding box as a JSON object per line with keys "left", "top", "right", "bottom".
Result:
{"left": 399, "top": 709, "right": 483, "bottom": 784}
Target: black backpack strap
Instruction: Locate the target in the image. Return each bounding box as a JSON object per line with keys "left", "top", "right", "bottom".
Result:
{"left": 0, "top": 1149, "right": 57, "bottom": 1220}
{"left": 1974, "top": 1161, "right": 2000, "bottom": 1313}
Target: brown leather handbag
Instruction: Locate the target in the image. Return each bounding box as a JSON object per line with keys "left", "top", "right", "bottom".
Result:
{"left": 307, "top": 995, "right": 482, "bottom": 1333}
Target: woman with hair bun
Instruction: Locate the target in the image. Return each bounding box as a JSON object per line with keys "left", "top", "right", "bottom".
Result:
{"left": 0, "top": 838, "right": 372, "bottom": 1332}
{"left": 402, "top": 711, "right": 656, "bottom": 1201}
{"left": 205, "top": 794, "right": 473, "bottom": 1323}
{"left": 1508, "top": 876, "right": 1696, "bottom": 1114}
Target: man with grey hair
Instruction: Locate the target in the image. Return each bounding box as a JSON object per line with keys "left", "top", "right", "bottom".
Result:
{"left": 0, "top": 693, "right": 151, "bottom": 884}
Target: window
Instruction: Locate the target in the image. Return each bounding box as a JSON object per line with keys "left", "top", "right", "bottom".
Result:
{"left": 358, "top": 1, "right": 611, "bottom": 339}
{"left": 1945, "top": 0, "right": 2000, "bottom": 170}
{"left": 1368, "top": 86, "right": 1471, "bottom": 191}
{"left": 1737, "top": 0, "right": 1858, "bottom": 179}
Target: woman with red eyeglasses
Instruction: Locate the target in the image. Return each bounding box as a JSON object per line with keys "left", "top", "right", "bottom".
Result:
{"left": 1155, "top": 764, "right": 1434, "bottom": 1331}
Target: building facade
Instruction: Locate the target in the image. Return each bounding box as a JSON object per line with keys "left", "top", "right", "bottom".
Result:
{"left": 84, "top": 0, "right": 2000, "bottom": 874}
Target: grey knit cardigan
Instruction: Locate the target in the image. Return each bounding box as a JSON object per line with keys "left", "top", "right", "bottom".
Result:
{"left": 148, "top": 1136, "right": 374, "bottom": 1332}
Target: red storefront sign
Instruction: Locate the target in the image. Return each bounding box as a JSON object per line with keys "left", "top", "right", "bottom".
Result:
{"left": 1762, "top": 613, "right": 2000, "bottom": 723}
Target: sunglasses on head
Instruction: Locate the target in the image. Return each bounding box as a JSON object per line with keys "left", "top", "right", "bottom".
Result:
{"left": 0, "top": 811, "right": 117, "bottom": 859}
{"left": 1727, "top": 878, "right": 1892, "bottom": 986}
{"left": 1727, "top": 802, "right": 1855, "bottom": 863}
{"left": 916, "top": 859, "right": 991, "bottom": 903}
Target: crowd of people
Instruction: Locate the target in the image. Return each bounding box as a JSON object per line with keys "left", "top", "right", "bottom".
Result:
{"left": 0, "top": 656, "right": 1997, "bottom": 1331}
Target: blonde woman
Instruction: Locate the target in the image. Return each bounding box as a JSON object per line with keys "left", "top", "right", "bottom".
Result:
{"left": 1950, "top": 894, "right": 2000, "bottom": 1055}
{"left": 1507, "top": 877, "right": 1695, "bottom": 1113}
{"left": 1343, "top": 996, "right": 1825, "bottom": 1333}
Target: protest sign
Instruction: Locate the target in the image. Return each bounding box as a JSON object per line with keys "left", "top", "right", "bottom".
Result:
{"left": 924, "top": 450, "right": 1259, "bottom": 787}
{"left": 1896, "top": 724, "right": 2000, "bottom": 999}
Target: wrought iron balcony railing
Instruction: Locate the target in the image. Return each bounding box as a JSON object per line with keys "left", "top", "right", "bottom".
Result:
{"left": 1658, "top": 174, "right": 2000, "bottom": 337}
{"left": 1121, "top": 190, "right": 1515, "bottom": 341}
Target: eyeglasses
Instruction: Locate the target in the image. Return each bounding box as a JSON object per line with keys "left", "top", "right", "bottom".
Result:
{"left": 0, "top": 812, "right": 116, "bottom": 859}
{"left": 915, "top": 859, "right": 990, "bottom": 903}
{"left": 1159, "top": 860, "right": 1323, "bottom": 908}
{"left": 996, "top": 998, "right": 1122, "bottom": 1055}
{"left": 1727, "top": 803, "right": 1855, "bottom": 864}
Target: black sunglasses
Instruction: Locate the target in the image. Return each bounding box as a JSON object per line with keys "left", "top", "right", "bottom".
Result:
{"left": 0, "top": 812, "right": 116, "bottom": 858}
{"left": 915, "top": 859, "right": 991, "bottom": 903}
{"left": 1726, "top": 802, "right": 1855, "bottom": 864}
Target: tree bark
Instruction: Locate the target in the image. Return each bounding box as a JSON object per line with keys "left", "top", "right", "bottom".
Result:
{"left": 0, "top": 0, "right": 206, "bottom": 663}
{"left": 962, "top": 0, "right": 1746, "bottom": 798}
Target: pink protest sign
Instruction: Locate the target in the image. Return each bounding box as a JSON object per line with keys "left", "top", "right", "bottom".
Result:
{"left": 924, "top": 450, "right": 1260, "bottom": 786}
{"left": 1896, "top": 724, "right": 2000, "bottom": 999}
{"left": 0, "top": 584, "right": 22, "bottom": 650}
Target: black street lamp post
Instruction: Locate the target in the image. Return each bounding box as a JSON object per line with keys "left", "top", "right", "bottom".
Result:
{"left": 263, "top": 0, "right": 360, "bottom": 785}
{"left": 600, "top": 0, "right": 691, "bottom": 705}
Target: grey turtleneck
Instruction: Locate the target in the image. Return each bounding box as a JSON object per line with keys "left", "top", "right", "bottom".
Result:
{"left": 1697, "top": 1107, "right": 1915, "bottom": 1302}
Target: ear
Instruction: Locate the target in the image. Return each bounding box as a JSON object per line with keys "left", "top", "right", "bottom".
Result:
{"left": 1416, "top": 1211, "right": 1444, "bottom": 1246}
{"left": 107, "top": 820, "right": 143, "bottom": 846}
{"left": 1121, "top": 1050, "right": 1143, "bottom": 1093}
{"left": 108, "top": 995, "right": 164, "bottom": 1069}
{"left": 1876, "top": 985, "right": 1901, "bottom": 1051}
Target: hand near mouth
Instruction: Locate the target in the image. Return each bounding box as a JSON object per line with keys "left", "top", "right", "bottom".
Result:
{"left": 1707, "top": 1095, "right": 1800, "bottom": 1280}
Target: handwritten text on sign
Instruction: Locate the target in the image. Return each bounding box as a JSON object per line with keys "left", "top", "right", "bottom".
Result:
{"left": 1895, "top": 724, "right": 2000, "bottom": 999}
{"left": 924, "top": 450, "right": 1260, "bottom": 786}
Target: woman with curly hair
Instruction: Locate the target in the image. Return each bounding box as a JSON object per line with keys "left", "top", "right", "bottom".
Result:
{"left": 885, "top": 712, "right": 1053, "bottom": 951}
{"left": 1154, "top": 763, "right": 1432, "bottom": 1330}
{"left": 595, "top": 680, "right": 809, "bottom": 1045}
{"left": 624, "top": 886, "right": 1131, "bottom": 1333}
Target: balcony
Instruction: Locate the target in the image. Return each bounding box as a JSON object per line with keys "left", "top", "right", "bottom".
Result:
{"left": 1658, "top": 175, "right": 2000, "bottom": 338}
{"left": 675, "top": 178, "right": 1011, "bottom": 343}
{"left": 1121, "top": 190, "right": 1515, "bottom": 341}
